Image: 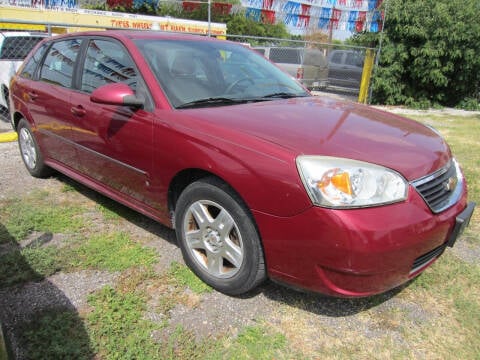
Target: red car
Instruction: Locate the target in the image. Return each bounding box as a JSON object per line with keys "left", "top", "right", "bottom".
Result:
{"left": 9, "top": 30, "right": 475, "bottom": 297}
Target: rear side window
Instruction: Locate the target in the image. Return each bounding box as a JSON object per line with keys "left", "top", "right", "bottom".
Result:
{"left": 0, "top": 36, "right": 45, "bottom": 60}
{"left": 269, "top": 48, "right": 301, "bottom": 64}
{"left": 20, "top": 43, "right": 48, "bottom": 79}
{"left": 81, "top": 39, "right": 137, "bottom": 94}
{"left": 40, "top": 39, "right": 81, "bottom": 88}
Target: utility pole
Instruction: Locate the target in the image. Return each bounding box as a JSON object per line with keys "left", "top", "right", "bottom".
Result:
{"left": 207, "top": 0, "right": 211, "bottom": 36}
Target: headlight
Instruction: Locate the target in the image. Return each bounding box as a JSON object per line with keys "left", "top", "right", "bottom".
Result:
{"left": 296, "top": 156, "right": 408, "bottom": 208}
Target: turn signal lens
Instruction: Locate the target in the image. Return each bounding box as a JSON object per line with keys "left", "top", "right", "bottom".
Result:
{"left": 320, "top": 170, "right": 353, "bottom": 196}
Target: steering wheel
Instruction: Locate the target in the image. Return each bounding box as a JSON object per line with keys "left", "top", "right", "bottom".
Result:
{"left": 225, "top": 78, "right": 255, "bottom": 94}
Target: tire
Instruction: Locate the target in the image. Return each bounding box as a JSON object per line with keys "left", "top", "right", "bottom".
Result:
{"left": 175, "top": 177, "right": 266, "bottom": 295}
{"left": 17, "top": 118, "right": 52, "bottom": 178}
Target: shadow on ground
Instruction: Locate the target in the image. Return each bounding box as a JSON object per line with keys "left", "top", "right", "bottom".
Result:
{"left": 0, "top": 222, "right": 94, "bottom": 359}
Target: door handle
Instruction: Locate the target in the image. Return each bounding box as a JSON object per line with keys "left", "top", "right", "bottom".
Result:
{"left": 27, "top": 91, "right": 38, "bottom": 100}
{"left": 71, "top": 105, "right": 86, "bottom": 117}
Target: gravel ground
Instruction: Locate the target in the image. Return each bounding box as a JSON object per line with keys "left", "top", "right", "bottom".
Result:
{"left": 0, "top": 110, "right": 478, "bottom": 359}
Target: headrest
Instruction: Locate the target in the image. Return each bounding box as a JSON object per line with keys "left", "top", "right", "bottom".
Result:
{"left": 170, "top": 53, "right": 196, "bottom": 77}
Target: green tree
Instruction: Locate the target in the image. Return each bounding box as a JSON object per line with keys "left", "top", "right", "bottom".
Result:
{"left": 226, "top": 15, "right": 289, "bottom": 38}
{"left": 352, "top": 0, "right": 480, "bottom": 108}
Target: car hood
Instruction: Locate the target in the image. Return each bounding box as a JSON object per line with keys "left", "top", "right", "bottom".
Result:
{"left": 183, "top": 96, "right": 451, "bottom": 181}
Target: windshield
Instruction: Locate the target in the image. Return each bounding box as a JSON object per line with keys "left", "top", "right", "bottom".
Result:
{"left": 135, "top": 39, "right": 310, "bottom": 108}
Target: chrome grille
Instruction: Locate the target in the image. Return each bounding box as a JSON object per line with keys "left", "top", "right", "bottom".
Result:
{"left": 412, "top": 160, "right": 463, "bottom": 213}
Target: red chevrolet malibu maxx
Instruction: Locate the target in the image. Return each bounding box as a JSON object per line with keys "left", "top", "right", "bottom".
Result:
{"left": 9, "top": 30, "right": 475, "bottom": 297}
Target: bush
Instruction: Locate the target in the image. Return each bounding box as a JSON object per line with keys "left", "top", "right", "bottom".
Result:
{"left": 354, "top": 0, "right": 480, "bottom": 109}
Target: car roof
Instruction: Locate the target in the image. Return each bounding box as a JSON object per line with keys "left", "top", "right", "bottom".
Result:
{"left": 47, "top": 30, "right": 218, "bottom": 43}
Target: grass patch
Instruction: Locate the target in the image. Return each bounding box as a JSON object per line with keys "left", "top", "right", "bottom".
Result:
{"left": 60, "top": 183, "right": 77, "bottom": 193}
{"left": 0, "top": 224, "right": 12, "bottom": 245}
{"left": 405, "top": 253, "right": 480, "bottom": 357}
{"left": 1, "top": 191, "right": 85, "bottom": 241}
{"left": 158, "top": 326, "right": 220, "bottom": 360}
{"left": 87, "top": 284, "right": 298, "bottom": 360}
{"left": 0, "top": 246, "right": 63, "bottom": 287}
{"left": 96, "top": 202, "right": 122, "bottom": 221}
{"left": 207, "top": 325, "right": 303, "bottom": 360}
{"left": 0, "top": 232, "right": 158, "bottom": 288}
{"left": 87, "top": 286, "right": 163, "bottom": 359}
{"left": 94, "top": 195, "right": 144, "bottom": 222}
{"left": 19, "top": 310, "right": 93, "bottom": 360}
{"left": 73, "top": 232, "right": 158, "bottom": 272}
{"left": 168, "top": 262, "right": 212, "bottom": 294}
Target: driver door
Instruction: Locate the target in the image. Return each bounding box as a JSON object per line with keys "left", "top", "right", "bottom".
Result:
{"left": 71, "top": 37, "right": 155, "bottom": 204}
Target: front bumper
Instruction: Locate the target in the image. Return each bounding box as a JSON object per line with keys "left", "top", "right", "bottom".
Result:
{"left": 254, "top": 186, "right": 472, "bottom": 297}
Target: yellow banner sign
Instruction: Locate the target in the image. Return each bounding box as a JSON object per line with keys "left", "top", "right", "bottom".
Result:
{"left": 0, "top": 6, "right": 227, "bottom": 36}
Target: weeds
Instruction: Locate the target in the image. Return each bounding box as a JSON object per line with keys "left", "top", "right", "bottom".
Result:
{"left": 73, "top": 232, "right": 158, "bottom": 272}
{"left": 168, "top": 261, "right": 212, "bottom": 294}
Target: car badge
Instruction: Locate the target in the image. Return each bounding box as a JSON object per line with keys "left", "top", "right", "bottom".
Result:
{"left": 443, "top": 176, "right": 457, "bottom": 192}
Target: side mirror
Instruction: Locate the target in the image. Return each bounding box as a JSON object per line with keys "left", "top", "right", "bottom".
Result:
{"left": 91, "top": 83, "right": 144, "bottom": 108}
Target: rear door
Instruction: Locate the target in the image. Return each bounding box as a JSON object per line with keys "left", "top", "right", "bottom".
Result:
{"left": 28, "top": 38, "right": 82, "bottom": 168}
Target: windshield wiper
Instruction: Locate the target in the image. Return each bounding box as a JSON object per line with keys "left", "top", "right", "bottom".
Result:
{"left": 176, "top": 93, "right": 309, "bottom": 109}
{"left": 176, "top": 97, "right": 248, "bottom": 109}
{"left": 260, "top": 92, "right": 309, "bottom": 99}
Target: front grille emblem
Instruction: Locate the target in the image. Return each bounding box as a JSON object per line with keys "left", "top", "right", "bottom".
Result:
{"left": 443, "top": 176, "right": 457, "bottom": 192}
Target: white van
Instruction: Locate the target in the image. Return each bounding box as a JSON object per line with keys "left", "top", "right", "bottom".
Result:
{"left": 254, "top": 46, "right": 328, "bottom": 90}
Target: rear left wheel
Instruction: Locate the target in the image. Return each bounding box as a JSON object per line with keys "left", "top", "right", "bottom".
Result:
{"left": 17, "top": 118, "right": 52, "bottom": 178}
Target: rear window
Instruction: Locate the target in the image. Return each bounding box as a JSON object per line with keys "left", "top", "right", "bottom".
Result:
{"left": 20, "top": 43, "right": 48, "bottom": 79}
{"left": 269, "top": 48, "right": 301, "bottom": 64}
{"left": 0, "top": 36, "right": 45, "bottom": 60}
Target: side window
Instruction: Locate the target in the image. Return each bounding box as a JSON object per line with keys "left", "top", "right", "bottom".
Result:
{"left": 20, "top": 43, "right": 48, "bottom": 80}
{"left": 330, "top": 52, "right": 343, "bottom": 64}
{"left": 269, "top": 48, "right": 301, "bottom": 64}
{"left": 81, "top": 39, "right": 137, "bottom": 94}
{"left": 345, "top": 53, "right": 357, "bottom": 66}
{"left": 40, "top": 39, "right": 81, "bottom": 88}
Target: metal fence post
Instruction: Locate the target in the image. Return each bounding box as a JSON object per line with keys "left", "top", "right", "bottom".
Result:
{"left": 358, "top": 48, "right": 375, "bottom": 104}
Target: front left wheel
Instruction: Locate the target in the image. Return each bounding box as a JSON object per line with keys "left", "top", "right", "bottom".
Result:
{"left": 175, "top": 177, "right": 266, "bottom": 295}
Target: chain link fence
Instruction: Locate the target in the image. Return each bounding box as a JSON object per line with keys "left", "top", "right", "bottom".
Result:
{"left": 0, "top": 21, "right": 376, "bottom": 121}
{"left": 227, "top": 34, "right": 375, "bottom": 102}
{"left": 0, "top": 31, "right": 47, "bottom": 120}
